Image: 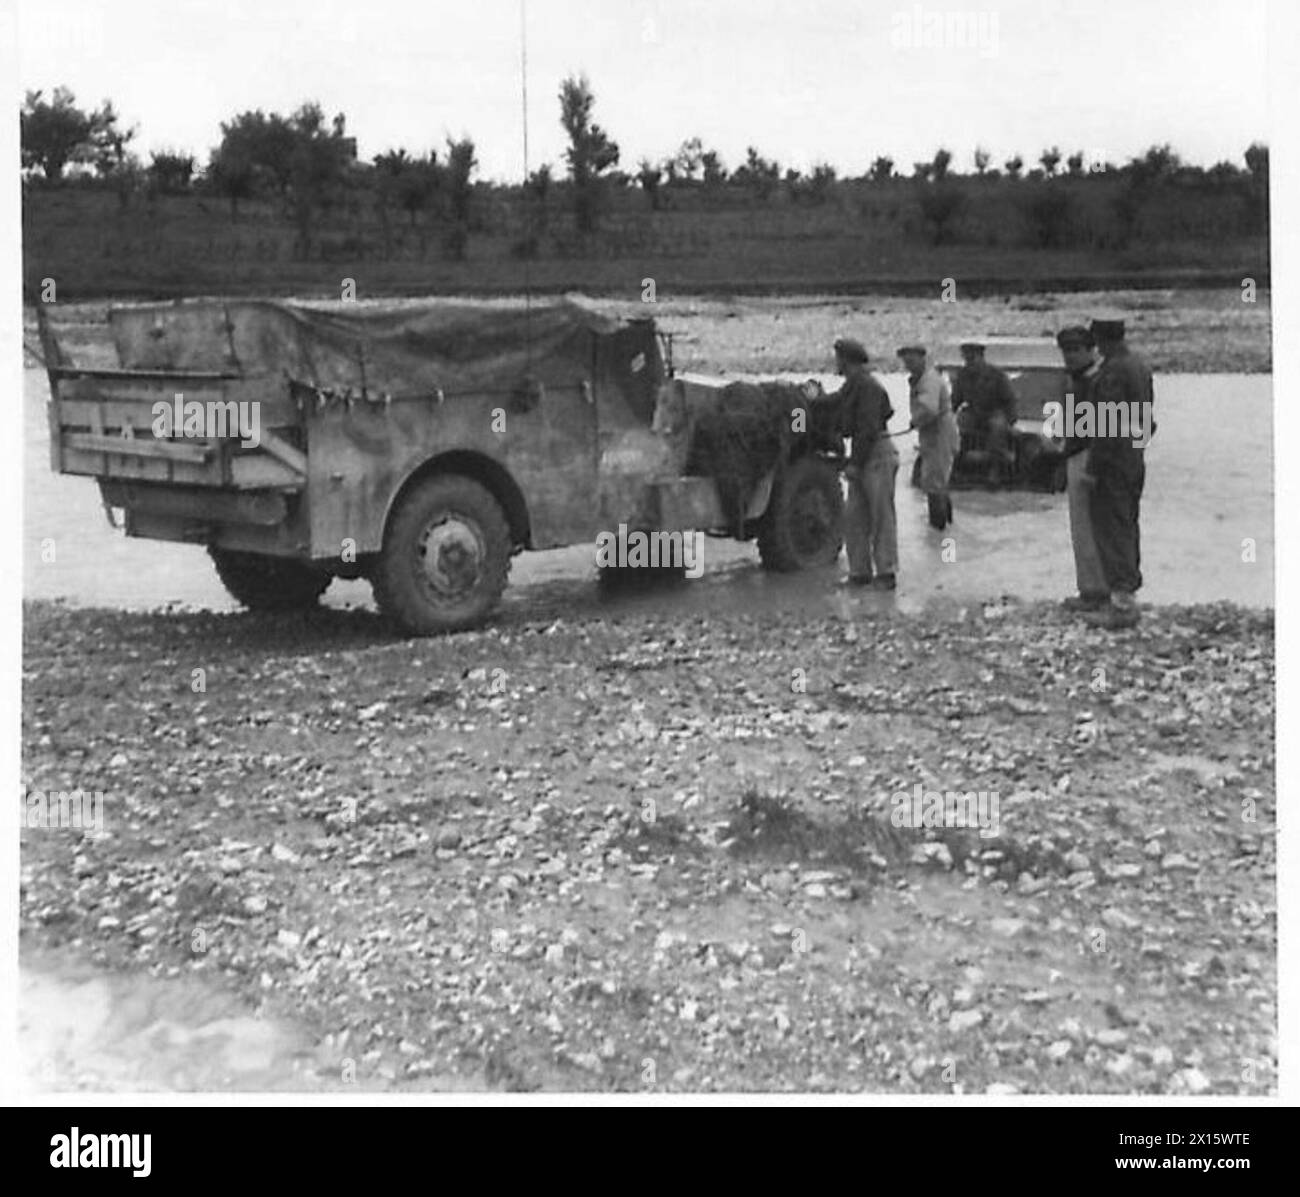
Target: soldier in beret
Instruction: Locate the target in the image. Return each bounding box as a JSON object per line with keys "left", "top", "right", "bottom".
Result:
{"left": 951, "top": 340, "right": 1018, "bottom": 484}
{"left": 898, "top": 344, "right": 957, "bottom": 529}
{"left": 1055, "top": 326, "right": 1107, "bottom": 611}
{"left": 1080, "top": 317, "right": 1155, "bottom": 629}
{"left": 832, "top": 338, "right": 898, "bottom": 588}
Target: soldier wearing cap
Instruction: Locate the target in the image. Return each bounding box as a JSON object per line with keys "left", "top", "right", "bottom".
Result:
{"left": 831, "top": 337, "right": 898, "bottom": 587}
{"left": 951, "top": 340, "right": 1017, "bottom": 484}
{"left": 897, "top": 343, "right": 957, "bottom": 529}
{"left": 1079, "top": 317, "right": 1155, "bottom": 629}
{"left": 1055, "top": 325, "right": 1107, "bottom": 611}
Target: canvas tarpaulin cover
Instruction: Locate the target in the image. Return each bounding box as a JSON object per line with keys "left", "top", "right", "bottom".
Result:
{"left": 104, "top": 298, "right": 623, "bottom": 396}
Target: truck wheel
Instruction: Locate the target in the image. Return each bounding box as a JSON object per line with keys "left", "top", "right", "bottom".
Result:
{"left": 209, "top": 547, "right": 331, "bottom": 611}
{"left": 757, "top": 455, "right": 844, "bottom": 572}
{"left": 372, "top": 473, "right": 511, "bottom": 634}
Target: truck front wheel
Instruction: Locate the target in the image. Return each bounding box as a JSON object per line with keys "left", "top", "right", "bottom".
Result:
{"left": 208, "top": 547, "right": 332, "bottom": 611}
{"left": 372, "top": 473, "right": 512, "bottom": 634}
{"left": 757, "top": 455, "right": 845, "bottom": 572}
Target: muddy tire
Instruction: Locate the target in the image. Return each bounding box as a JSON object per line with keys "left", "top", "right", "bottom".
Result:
{"left": 757, "top": 455, "right": 844, "bottom": 572}
{"left": 209, "top": 547, "right": 331, "bottom": 611}
{"left": 372, "top": 473, "right": 511, "bottom": 635}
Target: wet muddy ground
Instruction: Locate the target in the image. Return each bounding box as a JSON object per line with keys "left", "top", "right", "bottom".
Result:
{"left": 22, "top": 368, "right": 1274, "bottom": 617}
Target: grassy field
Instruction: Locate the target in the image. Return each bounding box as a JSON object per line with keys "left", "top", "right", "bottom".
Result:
{"left": 23, "top": 178, "right": 1270, "bottom": 302}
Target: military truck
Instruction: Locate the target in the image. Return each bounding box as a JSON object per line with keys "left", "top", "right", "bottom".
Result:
{"left": 40, "top": 298, "right": 845, "bottom": 635}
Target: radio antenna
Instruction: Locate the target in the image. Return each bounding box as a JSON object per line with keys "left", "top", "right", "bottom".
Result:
{"left": 520, "top": 0, "right": 533, "bottom": 370}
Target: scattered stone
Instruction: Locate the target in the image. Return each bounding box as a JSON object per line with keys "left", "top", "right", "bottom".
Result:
{"left": 1102, "top": 907, "right": 1141, "bottom": 930}
{"left": 949, "top": 1010, "right": 984, "bottom": 1032}
{"left": 1176, "top": 1067, "right": 1211, "bottom": 1094}
{"left": 1106, "top": 1054, "right": 1135, "bottom": 1078}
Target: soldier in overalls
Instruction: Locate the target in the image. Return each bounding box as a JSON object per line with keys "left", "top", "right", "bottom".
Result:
{"left": 898, "top": 344, "right": 957, "bottom": 529}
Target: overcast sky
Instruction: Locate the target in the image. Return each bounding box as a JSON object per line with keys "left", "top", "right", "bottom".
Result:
{"left": 17, "top": 0, "right": 1271, "bottom": 181}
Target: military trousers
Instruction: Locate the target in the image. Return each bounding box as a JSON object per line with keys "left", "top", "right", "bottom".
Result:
{"left": 1066, "top": 451, "right": 1107, "bottom": 599}
{"left": 1089, "top": 450, "right": 1145, "bottom": 598}
{"left": 845, "top": 444, "right": 899, "bottom": 578}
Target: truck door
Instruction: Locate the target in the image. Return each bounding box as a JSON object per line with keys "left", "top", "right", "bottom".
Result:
{"left": 503, "top": 373, "right": 600, "bottom": 550}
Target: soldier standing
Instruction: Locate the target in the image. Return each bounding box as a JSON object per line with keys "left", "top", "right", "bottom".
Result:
{"left": 1054, "top": 326, "right": 1107, "bottom": 610}
{"left": 898, "top": 344, "right": 957, "bottom": 529}
{"left": 831, "top": 338, "right": 899, "bottom": 589}
{"left": 951, "top": 340, "right": 1018, "bottom": 484}
{"left": 1081, "top": 317, "right": 1154, "bottom": 629}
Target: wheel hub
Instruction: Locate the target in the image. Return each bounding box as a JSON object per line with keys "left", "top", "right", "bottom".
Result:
{"left": 417, "top": 515, "right": 485, "bottom": 598}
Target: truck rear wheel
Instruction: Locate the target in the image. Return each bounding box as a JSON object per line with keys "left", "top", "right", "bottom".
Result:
{"left": 208, "top": 547, "right": 332, "bottom": 611}
{"left": 372, "top": 473, "right": 511, "bottom": 634}
{"left": 757, "top": 455, "right": 844, "bottom": 572}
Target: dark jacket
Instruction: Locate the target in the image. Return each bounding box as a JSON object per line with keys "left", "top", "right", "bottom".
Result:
{"left": 1088, "top": 344, "right": 1155, "bottom": 463}
{"left": 836, "top": 367, "right": 893, "bottom": 464}
{"left": 952, "top": 360, "right": 1017, "bottom": 422}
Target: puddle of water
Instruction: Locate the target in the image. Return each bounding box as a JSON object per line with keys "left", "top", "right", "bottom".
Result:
{"left": 24, "top": 369, "right": 1273, "bottom": 617}
{"left": 19, "top": 950, "right": 327, "bottom": 1092}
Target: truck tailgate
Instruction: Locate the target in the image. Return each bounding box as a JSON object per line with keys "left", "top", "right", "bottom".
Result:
{"left": 47, "top": 368, "right": 306, "bottom": 491}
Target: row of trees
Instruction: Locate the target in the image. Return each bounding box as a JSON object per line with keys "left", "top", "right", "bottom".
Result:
{"left": 22, "top": 79, "right": 1269, "bottom": 251}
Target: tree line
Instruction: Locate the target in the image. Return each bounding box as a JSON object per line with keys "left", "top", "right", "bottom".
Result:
{"left": 21, "top": 77, "right": 1269, "bottom": 258}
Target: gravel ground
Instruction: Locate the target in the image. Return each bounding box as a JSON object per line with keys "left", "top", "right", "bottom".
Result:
{"left": 20, "top": 598, "right": 1276, "bottom": 1094}
{"left": 25, "top": 286, "right": 1271, "bottom": 374}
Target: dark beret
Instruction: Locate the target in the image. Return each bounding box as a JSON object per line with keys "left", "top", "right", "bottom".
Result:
{"left": 896, "top": 343, "right": 927, "bottom": 356}
{"left": 834, "top": 337, "right": 869, "bottom": 363}
{"left": 958, "top": 340, "right": 986, "bottom": 351}
{"left": 1056, "top": 325, "right": 1095, "bottom": 348}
